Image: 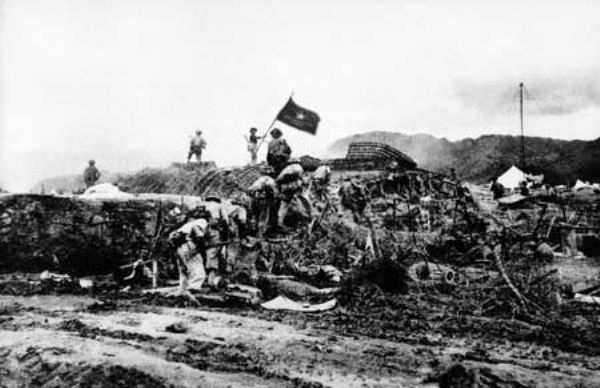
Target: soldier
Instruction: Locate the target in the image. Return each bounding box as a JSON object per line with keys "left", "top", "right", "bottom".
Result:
{"left": 203, "top": 193, "right": 231, "bottom": 273}
{"left": 275, "top": 160, "right": 310, "bottom": 231}
{"left": 83, "top": 160, "right": 101, "bottom": 188}
{"left": 167, "top": 207, "right": 211, "bottom": 298}
{"left": 188, "top": 129, "right": 207, "bottom": 163}
{"left": 491, "top": 179, "right": 505, "bottom": 199}
{"left": 450, "top": 168, "right": 457, "bottom": 181}
{"left": 248, "top": 169, "right": 278, "bottom": 237}
{"left": 244, "top": 127, "right": 262, "bottom": 165}
{"left": 226, "top": 196, "right": 249, "bottom": 241}
{"left": 266, "top": 128, "right": 291, "bottom": 175}
{"left": 310, "top": 165, "right": 331, "bottom": 202}
{"left": 519, "top": 180, "right": 530, "bottom": 196}
{"left": 339, "top": 178, "right": 368, "bottom": 222}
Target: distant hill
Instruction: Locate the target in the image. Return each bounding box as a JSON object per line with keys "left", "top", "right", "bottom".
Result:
{"left": 327, "top": 131, "right": 600, "bottom": 184}
{"left": 30, "top": 132, "right": 600, "bottom": 191}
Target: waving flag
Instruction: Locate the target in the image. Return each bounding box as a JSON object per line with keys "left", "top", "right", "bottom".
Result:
{"left": 276, "top": 97, "right": 320, "bottom": 135}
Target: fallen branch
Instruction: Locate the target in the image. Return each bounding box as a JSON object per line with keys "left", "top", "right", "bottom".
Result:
{"left": 494, "top": 232, "right": 530, "bottom": 314}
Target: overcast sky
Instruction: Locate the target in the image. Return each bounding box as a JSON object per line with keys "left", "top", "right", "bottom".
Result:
{"left": 1, "top": 0, "right": 599, "bottom": 191}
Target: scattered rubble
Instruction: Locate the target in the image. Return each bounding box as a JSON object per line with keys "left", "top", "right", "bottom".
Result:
{"left": 1, "top": 145, "right": 600, "bottom": 386}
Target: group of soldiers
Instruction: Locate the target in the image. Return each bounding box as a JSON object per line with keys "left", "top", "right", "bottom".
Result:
{"left": 166, "top": 193, "right": 247, "bottom": 297}
{"left": 167, "top": 126, "right": 334, "bottom": 299}
{"left": 186, "top": 126, "right": 290, "bottom": 166}
{"left": 78, "top": 126, "right": 462, "bottom": 301}
{"left": 80, "top": 126, "right": 271, "bottom": 190}
{"left": 81, "top": 126, "right": 367, "bottom": 300}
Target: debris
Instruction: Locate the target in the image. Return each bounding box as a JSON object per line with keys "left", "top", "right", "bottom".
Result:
{"left": 319, "top": 265, "right": 342, "bottom": 283}
{"left": 3, "top": 144, "right": 600, "bottom": 386}
{"left": 207, "top": 271, "right": 227, "bottom": 290}
{"left": 225, "top": 284, "right": 262, "bottom": 305}
{"left": 407, "top": 261, "right": 457, "bottom": 285}
{"left": 261, "top": 295, "right": 337, "bottom": 312}
{"left": 432, "top": 363, "right": 480, "bottom": 388}
{"left": 497, "top": 193, "right": 528, "bottom": 205}
{"left": 78, "top": 278, "right": 94, "bottom": 289}
{"left": 573, "top": 293, "right": 600, "bottom": 305}
{"left": 466, "top": 183, "right": 498, "bottom": 213}
{"left": 165, "top": 322, "right": 188, "bottom": 333}
{"left": 257, "top": 278, "right": 339, "bottom": 299}
{"left": 40, "top": 270, "right": 71, "bottom": 283}
{"left": 535, "top": 242, "right": 555, "bottom": 261}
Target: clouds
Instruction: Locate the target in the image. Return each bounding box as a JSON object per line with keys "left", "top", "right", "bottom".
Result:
{"left": 454, "top": 74, "right": 600, "bottom": 117}
{"left": 527, "top": 77, "right": 600, "bottom": 116}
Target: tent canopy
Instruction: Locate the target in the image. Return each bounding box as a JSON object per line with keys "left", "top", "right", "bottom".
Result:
{"left": 496, "top": 165, "right": 526, "bottom": 190}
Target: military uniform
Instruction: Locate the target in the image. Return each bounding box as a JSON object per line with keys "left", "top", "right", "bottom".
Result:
{"left": 168, "top": 218, "right": 209, "bottom": 293}
{"left": 203, "top": 197, "right": 234, "bottom": 273}
{"left": 276, "top": 163, "right": 310, "bottom": 228}
{"left": 339, "top": 179, "right": 368, "bottom": 221}
{"left": 188, "top": 133, "right": 207, "bottom": 162}
{"left": 248, "top": 175, "right": 278, "bottom": 236}
{"left": 266, "top": 129, "right": 291, "bottom": 175}
{"left": 83, "top": 165, "right": 100, "bottom": 188}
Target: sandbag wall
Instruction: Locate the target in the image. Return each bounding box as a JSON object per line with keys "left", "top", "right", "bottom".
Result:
{"left": 0, "top": 194, "right": 160, "bottom": 275}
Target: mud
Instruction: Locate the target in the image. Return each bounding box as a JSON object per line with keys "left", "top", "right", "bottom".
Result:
{"left": 1, "top": 283, "right": 600, "bottom": 387}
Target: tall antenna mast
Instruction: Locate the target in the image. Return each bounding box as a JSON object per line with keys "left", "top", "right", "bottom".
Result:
{"left": 519, "top": 82, "right": 525, "bottom": 171}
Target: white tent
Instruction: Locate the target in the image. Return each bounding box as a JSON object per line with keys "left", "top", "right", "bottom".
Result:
{"left": 573, "top": 179, "right": 591, "bottom": 191}
{"left": 496, "top": 165, "right": 526, "bottom": 190}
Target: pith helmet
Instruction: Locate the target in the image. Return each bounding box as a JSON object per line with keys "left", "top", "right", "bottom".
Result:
{"left": 190, "top": 205, "right": 210, "bottom": 219}
{"left": 270, "top": 128, "right": 282, "bottom": 138}
{"left": 204, "top": 192, "right": 221, "bottom": 202}
{"left": 259, "top": 164, "right": 275, "bottom": 175}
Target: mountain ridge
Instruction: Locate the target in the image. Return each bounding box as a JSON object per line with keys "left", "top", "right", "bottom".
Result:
{"left": 327, "top": 131, "right": 600, "bottom": 184}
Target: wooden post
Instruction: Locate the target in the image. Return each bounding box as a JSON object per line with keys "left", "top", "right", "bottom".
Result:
{"left": 152, "top": 260, "right": 158, "bottom": 289}
{"left": 151, "top": 202, "right": 163, "bottom": 289}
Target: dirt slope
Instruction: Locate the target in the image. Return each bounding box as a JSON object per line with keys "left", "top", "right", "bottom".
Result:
{"left": 1, "top": 289, "right": 600, "bottom": 388}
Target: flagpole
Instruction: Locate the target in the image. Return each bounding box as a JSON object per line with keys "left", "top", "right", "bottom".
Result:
{"left": 254, "top": 116, "right": 278, "bottom": 154}
{"left": 255, "top": 92, "right": 294, "bottom": 154}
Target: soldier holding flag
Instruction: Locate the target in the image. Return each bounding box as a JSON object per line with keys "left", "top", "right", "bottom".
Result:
{"left": 257, "top": 96, "right": 320, "bottom": 172}
{"left": 266, "top": 128, "right": 292, "bottom": 175}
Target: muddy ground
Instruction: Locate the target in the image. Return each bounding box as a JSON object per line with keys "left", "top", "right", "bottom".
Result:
{"left": 0, "top": 274, "right": 599, "bottom": 388}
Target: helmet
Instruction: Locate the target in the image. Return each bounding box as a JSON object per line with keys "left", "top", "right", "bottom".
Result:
{"left": 259, "top": 165, "right": 275, "bottom": 176}
{"left": 190, "top": 205, "right": 211, "bottom": 220}
{"left": 195, "top": 129, "right": 202, "bottom": 134}
{"left": 270, "top": 128, "right": 282, "bottom": 138}
{"left": 168, "top": 206, "right": 182, "bottom": 216}
{"left": 204, "top": 192, "right": 221, "bottom": 202}
{"left": 88, "top": 160, "right": 96, "bottom": 165}
{"left": 250, "top": 127, "right": 258, "bottom": 133}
